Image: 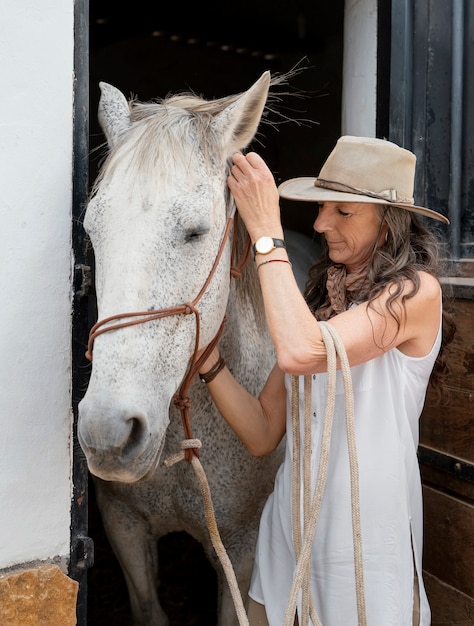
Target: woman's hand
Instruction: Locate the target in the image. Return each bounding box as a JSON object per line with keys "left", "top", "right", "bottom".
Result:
{"left": 227, "top": 152, "right": 283, "bottom": 242}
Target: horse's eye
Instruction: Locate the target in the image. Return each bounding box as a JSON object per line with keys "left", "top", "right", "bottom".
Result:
{"left": 185, "top": 229, "right": 207, "bottom": 243}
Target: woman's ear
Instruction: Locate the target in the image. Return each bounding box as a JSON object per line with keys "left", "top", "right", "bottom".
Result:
{"left": 379, "top": 224, "right": 389, "bottom": 247}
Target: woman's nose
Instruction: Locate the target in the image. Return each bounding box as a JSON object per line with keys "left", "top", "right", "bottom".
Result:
{"left": 313, "top": 206, "right": 330, "bottom": 233}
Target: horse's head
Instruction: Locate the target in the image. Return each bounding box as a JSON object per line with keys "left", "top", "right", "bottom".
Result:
{"left": 78, "top": 73, "right": 271, "bottom": 482}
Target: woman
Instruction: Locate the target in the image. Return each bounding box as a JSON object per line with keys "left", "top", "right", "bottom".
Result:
{"left": 198, "top": 136, "right": 454, "bottom": 625}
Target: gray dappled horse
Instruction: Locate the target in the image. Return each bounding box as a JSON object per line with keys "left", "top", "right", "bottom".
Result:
{"left": 78, "top": 72, "right": 318, "bottom": 625}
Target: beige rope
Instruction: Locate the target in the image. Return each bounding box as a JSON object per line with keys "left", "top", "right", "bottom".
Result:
{"left": 301, "top": 374, "right": 312, "bottom": 625}
{"left": 291, "top": 375, "right": 302, "bottom": 560}
{"left": 291, "top": 376, "right": 320, "bottom": 626}
{"left": 164, "top": 440, "right": 250, "bottom": 626}
{"left": 321, "top": 323, "right": 366, "bottom": 625}
{"left": 283, "top": 321, "right": 367, "bottom": 626}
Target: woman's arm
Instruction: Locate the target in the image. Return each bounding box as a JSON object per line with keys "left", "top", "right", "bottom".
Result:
{"left": 254, "top": 264, "right": 441, "bottom": 374}
{"left": 198, "top": 349, "right": 287, "bottom": 456}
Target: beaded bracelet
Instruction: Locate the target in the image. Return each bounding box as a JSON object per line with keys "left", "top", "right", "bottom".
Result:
{"left": 256, "top": 258, "right": 292, "bottom": 271}
{"left": 199, "top": 354, "right": 226, "bottom": 383}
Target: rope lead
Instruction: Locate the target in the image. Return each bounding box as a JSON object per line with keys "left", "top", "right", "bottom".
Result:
{"left": 284, "top": 321, "right": 367, "bottom": 626}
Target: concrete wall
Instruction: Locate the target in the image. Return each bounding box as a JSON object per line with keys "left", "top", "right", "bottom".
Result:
{"left": 0, "top": 0, "right": 74, "bottom": 572}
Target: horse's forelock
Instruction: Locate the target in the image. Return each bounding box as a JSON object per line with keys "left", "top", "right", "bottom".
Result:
{"left": 133, "top": 91, "right": 241, "bottom": 116}
{"left": 95, "top": 97, "right": 231, "bottom": 193}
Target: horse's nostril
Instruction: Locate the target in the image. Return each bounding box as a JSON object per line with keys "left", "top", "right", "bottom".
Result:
{"left": 128, "top": 416, "right": 145, "bottom": 446}
{"left": 121, "top": 415, "right": 149, "bottom": 463}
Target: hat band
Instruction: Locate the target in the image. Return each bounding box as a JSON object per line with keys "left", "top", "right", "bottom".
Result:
{"left": 314, "top": 178, "right": 414, "bottom": 205}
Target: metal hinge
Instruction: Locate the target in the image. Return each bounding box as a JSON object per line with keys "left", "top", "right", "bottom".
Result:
{"left": 418, "top": 445, "right": 474, "bottom": 483}
{"left": 71, "top": 535, "right": 94, "bottom": 571}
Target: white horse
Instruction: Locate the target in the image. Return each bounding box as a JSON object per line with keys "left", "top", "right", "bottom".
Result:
{"left": 78, "top": 72, "right": 318, "bottom": 625}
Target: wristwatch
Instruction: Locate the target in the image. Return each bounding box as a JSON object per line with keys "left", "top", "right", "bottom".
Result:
{"left": 252, "top": 236, "right": 286, "bottom": 259}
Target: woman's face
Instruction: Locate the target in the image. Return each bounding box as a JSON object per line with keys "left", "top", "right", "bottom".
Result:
{"left": 313, "top": 201, "right": 387, "bottom": 272}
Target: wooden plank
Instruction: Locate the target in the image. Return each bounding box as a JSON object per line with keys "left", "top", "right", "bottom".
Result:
{"left": 443, "top": 260, "right": 474, "bottom": 280}
{"left": 423, "top": 486, "right": 474, "bottom": 597}
{"left": 424, "top": 570, "right": 474, "bottom": 626}
{"left": 421, "top": 463, "right": 474, "bottom": 501}
{"left": 421, "top": 394, "right": 474, "bottom": 463}
{"left": 421, "top": 296, "right": 474, "bottom": 461}
{"left": 431, "top": 298, "right": 474, "bottom": 392}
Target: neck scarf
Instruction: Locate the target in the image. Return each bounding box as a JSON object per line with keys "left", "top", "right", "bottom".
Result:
{"left": 316, "top": 264, "right": 371, "bottom": 320}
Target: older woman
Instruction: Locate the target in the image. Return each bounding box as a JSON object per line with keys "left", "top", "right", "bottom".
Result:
{"left": 198, "top": 136, "right": 454, "bottom": 626}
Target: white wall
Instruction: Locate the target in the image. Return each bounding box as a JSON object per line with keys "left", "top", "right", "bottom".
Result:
{"left": 342, "top": 0, "right": 378, "bottom": 136}
{"left": 0, "top": 1, "right": 74, "bottom": 570}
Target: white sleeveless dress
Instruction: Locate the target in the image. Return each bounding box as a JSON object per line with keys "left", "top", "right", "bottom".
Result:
{"left": 249, "top": 317, "right": 441, "bottom": 625}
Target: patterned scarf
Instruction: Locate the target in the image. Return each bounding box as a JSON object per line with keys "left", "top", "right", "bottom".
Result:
{"left": 316, "top": 264, "right": 372, "bottom": 320}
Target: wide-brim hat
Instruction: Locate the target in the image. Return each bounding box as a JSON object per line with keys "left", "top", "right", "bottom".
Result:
{"left": 278, "top": 135, "right": 449, "bottom": 224}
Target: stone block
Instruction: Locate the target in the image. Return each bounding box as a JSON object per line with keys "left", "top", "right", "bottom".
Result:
{"left": 0, "top": 564, "right": 78, "bottom": 626}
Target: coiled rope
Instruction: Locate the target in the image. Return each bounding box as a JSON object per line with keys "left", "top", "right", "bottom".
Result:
{"left": 284, "top": 321, "right": 367, "bottom": 626}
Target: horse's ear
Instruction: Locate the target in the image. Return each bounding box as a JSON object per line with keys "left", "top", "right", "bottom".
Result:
{"left": 211, "top": 71, "right": 271, "bottom": 154}
{"left": 98, "top": 82, "right": 132, "bottom": 148}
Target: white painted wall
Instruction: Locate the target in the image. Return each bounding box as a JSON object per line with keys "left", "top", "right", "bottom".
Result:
{"left": 0, "top": 1, "right": 74, "bottom": 570}
{"left": 342, "top": 0, "right": 378, "bottom": 136}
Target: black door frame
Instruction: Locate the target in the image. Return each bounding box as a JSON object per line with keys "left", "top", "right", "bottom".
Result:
{"left": 71, "top": 1, "right": 94, "bottom": 624}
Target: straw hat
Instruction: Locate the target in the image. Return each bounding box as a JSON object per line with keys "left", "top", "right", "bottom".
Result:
{"left": 278, "top": 135, "right": 449, "bottom": 224}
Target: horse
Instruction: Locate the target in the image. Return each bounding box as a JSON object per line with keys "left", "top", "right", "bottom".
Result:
{"left": 78, "top": 72, "right": 319, "bottom": 625}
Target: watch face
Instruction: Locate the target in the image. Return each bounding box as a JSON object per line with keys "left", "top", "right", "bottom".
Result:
{"left": 256, "top": 236, "right": 274, "bottom": 254}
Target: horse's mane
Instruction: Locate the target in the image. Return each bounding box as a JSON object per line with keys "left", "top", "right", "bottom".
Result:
{"left": 133, "top": 91, "right": 240, "bottom": 117}
{"left": 92, "top": 101, "right": 217, "bottom": 192}
{"left": 233, "top": 214, "right": 267, "bottom": 331}
{"left": 130, "top": 69, "right": 299, "bottom": 123}
{"left": 92, "top": 70, "right": 303, "bottom": 194}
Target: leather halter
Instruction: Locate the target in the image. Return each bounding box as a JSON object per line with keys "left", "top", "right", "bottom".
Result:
{"left": 85, "top": 208, "right": 252, "bottom": 462}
